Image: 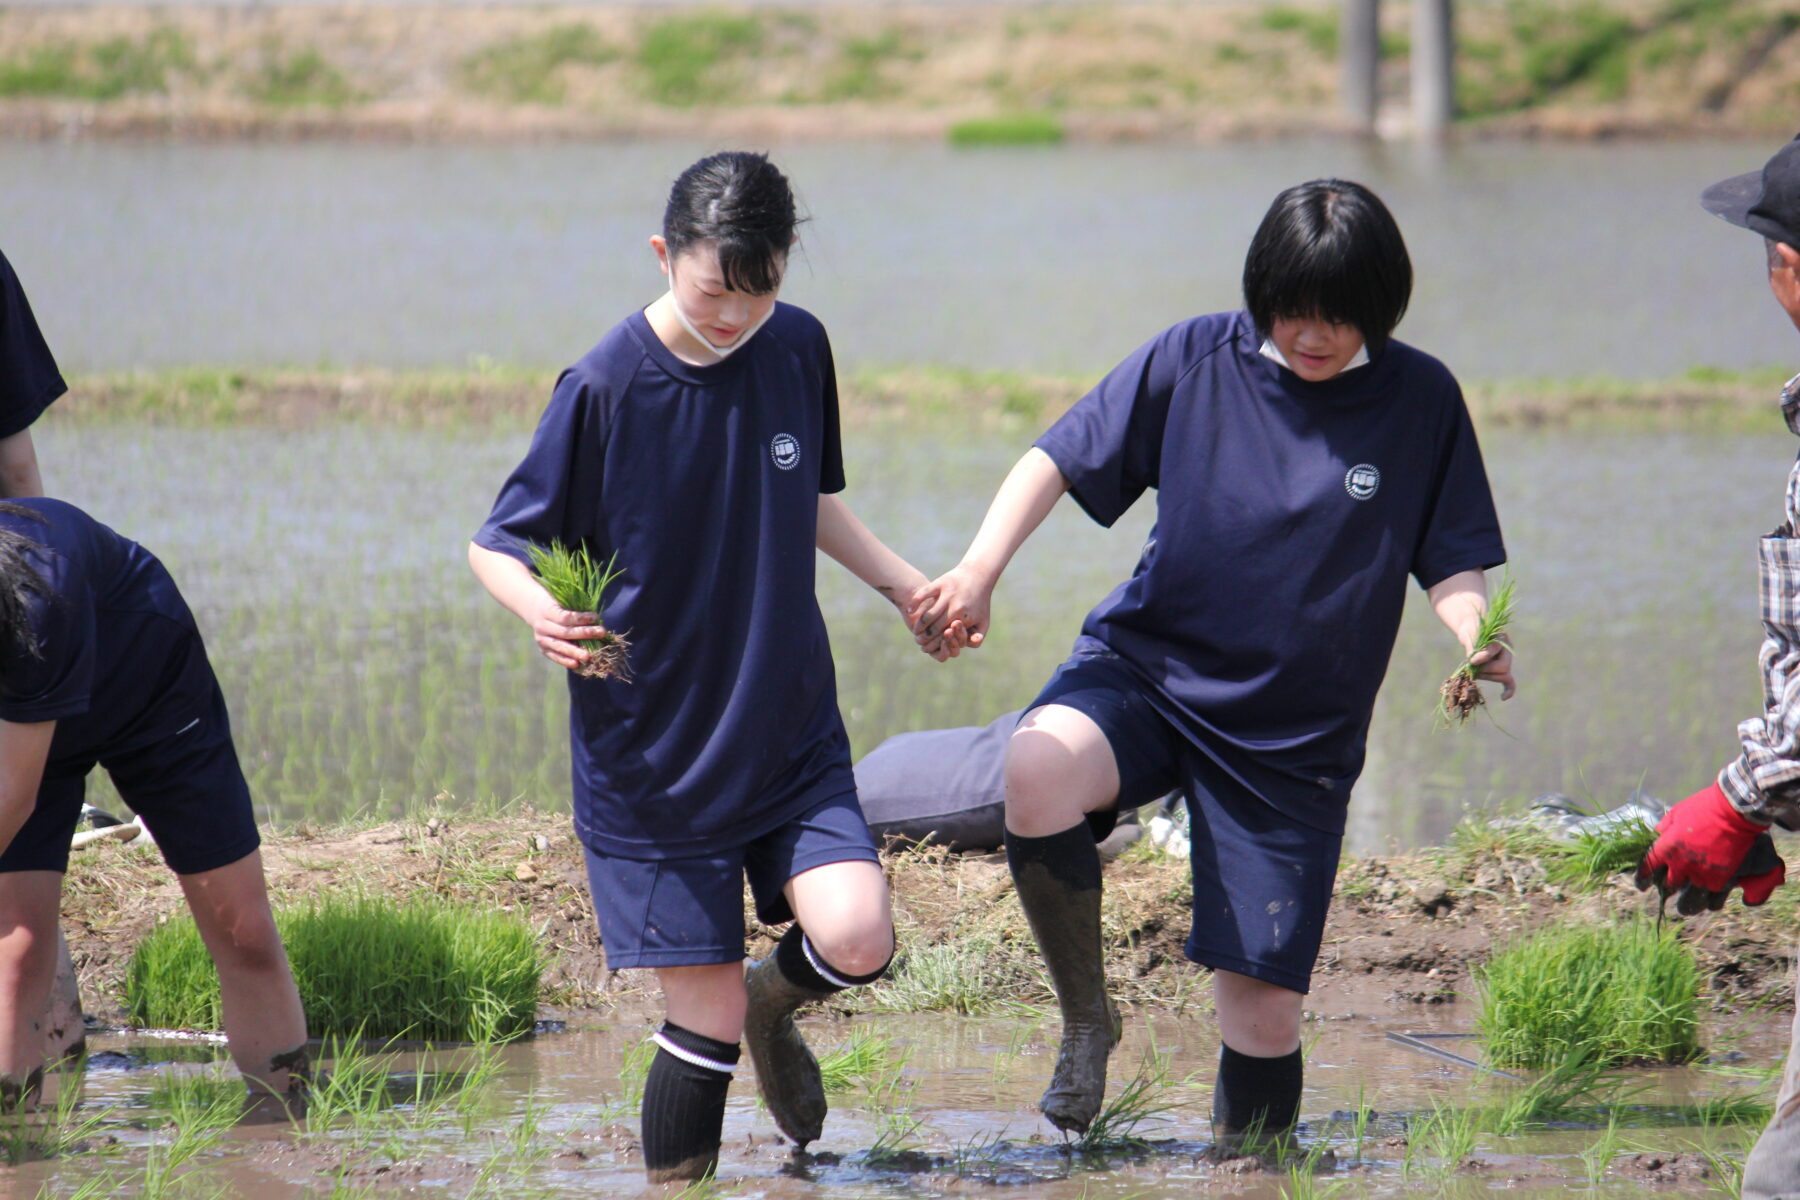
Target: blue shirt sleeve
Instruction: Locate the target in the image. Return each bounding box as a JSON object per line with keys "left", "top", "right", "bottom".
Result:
{"left": 473, "top": 368, "right": 606, "bottom": 564}
{"left": 0, "top": 561, "right": 94, "bottom": 725}
{"left": 1032, "top": 328, "right": 1183, "bottom": 528}
{"left": 0, "top": 250, "right": 66, "bottom": 440}
{"left": 1411, "top": 386, "right": 1506, "bottom": 588}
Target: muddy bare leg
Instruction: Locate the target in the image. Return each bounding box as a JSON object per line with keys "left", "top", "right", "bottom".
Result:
{"left": 0, "top": 873, "right": 66, "bottom": 1112}
{"left": 177, "top": 852, "right": 307, "bottom": 1097}
{"left": 41, "top": 930, "right": 84, "bottom": 1065}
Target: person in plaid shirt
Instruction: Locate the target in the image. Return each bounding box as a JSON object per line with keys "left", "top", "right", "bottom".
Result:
{"left": 1638, "top": 133, "right": 1800, "bottom": 1198}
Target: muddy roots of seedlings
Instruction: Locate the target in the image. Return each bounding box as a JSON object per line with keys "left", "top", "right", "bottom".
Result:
{"left": 1440, "top": 671, "right": 1483, "bottom": 725}
{"left": 575, "top": 632, "right": 632, "bottom": 682}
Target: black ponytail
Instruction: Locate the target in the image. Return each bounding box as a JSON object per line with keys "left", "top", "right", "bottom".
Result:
{"left": 663, "top": 151, "right": 802, "bottom": 296}
{"left": 0, "top": 502, "right": 48, "bottom": 663}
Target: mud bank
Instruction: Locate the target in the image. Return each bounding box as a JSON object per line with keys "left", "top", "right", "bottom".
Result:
{"left": 55, "top": 813, "right": 1798, "bottom": 1028}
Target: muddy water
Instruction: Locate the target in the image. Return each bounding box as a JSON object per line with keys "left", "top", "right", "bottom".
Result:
{"left": 2, "top": 138, "right": 1796, "bottom": 381}
{"left": 32, "top": 417, "right": 1798, "bottom": 851}
{"left": 10, "top": 1001, "right": 1785, "bottom": 1198}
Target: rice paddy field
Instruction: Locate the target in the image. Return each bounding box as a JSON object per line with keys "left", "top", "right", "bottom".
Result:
{"left": 30, "top": 408, "right": 1783, "bottom": 854}
{"left": 11, "top": 999, "right": 1786, "bottom": 1198}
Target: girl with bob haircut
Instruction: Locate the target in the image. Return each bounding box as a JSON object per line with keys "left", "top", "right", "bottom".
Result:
{"left": 0, "top": 499, "right": 307, "bottom": 1110}
{"left": 913, "top": 178, "right": 1515, "bottom": 1156}
{"left": 471, "top": 151, "right": 944, "bottom": 1181}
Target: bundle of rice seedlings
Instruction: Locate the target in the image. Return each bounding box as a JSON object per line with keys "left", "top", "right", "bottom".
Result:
{"left": 1440, "top": 574, "right": 1516, "bottom": 726}
{"left": 527, "top": 539, "right": 630, "bottom": 681}
{"left": 126, "top": 894, "right": 542, "bottom": 1042}
{"left": 1476, "top": 920, "right": 1701, "bottom": 1069}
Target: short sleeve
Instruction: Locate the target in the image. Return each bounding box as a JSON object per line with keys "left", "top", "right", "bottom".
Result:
{"left": 0, "top": 558, "right": 94, "bottom": 725}
{"left": 816, "top": 327, "right": 845, "bottom": 496}
{"left": 473, "top": 369, "right": 605, "bottom": 564}
{"left": 1033, "top": 329, "right": 1182, "bottom": 528}
{"left": 0, "top": 251, "right": 66, "bottom": 440}
{"left": 1411, "top": 386, "right": 1507, "bottom": 589}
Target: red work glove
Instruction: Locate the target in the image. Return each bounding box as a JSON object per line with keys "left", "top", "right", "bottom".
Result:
{"left": 1636, "top": 784, "right": 1787, "bottom": 913}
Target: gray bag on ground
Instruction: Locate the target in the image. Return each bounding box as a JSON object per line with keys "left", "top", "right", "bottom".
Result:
{"left": 854, "top": 711, "right": 1018, "bottom": 851}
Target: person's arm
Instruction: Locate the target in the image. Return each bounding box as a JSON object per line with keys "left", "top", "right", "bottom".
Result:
{"left": 0, "top": 429, "right": 42, "bottom": 498}
{"left": 816, "top": 494, "right": 956, "bottom": 662}
{"left": 467, "top": 542, "right": 612, "bottom": 672}
{"left": 0, "top": 720, "right": 52, "bottom": 857}
{"left": 909, "top": 447, "right": 1072, "bottom": 649}
{"left": 1426, "top": 568, "right": 1516, "bottom": 700}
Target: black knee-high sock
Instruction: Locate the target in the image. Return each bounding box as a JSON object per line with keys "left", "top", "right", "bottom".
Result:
{"left": 1212, "top": 1044, "right": 1303, "bottom": 1141}
{"left": 771, "top": 923, "right": 892, "bottom": 993}
{"left": 642, "top": 1022, "right": 741, "bottom": 1176}
{"left": 1004, "top": 823, "right": 1104, "bottom": 893}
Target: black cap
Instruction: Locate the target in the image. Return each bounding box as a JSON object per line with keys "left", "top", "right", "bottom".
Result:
{"left": 1702, "top": 133, "right": 1800, "bottom": 248}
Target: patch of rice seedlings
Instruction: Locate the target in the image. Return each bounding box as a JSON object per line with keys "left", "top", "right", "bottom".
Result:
{"left": 1073, "top": 1046, "right": 1181, "bottom": 1154}
{"left": 0, "top": 1066, "right": 115, "bottom": 1165}
{"left": 1439, "top": 573, "right": 1516, "bottom": 726}
{"left": 951, "top": 1126, "right": 1010, "bottom": 1176}
{"left": 1484, "top": 1053, "right": 1646, "bottom": 1135}
{"left": 1693, "top": 1091, "right": 1774, "bottom": 1128}
{"left": 1401, "top": 1099, "right": 1480, "bottom": 1178}
{"left": 1699, "top": 1123, "right": 1760, "bottom": 1198}
{"left": 1544, "top": 811, "right": 1658, "bottom": 888}
{"left": 126, "top": 893, "right": 542, "bottom": 1042}
{"left": 527, "top": 539, "right": 630, "bottom": 680}
{"left": 145, "top": 1070, "right": 246, "bottom": 1129}
{"left": 1576, "top": 1115, "right": 1630, "bottom": 1185}
{"left": 1476, "top": 920, "right": 1701, "bottom": 1068}
{"left": 818, "top": 1030, "right": 906, "bottom": 1093}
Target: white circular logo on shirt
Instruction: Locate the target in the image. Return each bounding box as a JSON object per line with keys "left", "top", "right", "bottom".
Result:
{"left": 1344, "top": 463, "right": 1381, "bottom": 501}
{"left": 770, "top": 433, "right": 801, "bottom": 471}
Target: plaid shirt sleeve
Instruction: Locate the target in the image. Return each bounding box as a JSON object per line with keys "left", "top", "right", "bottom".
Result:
{"left": 1721, "top": 374, "right": 1800, "bottom": 828}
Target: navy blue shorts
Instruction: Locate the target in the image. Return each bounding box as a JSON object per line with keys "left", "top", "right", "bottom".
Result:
{"left": 1029, "top": 650, "right": 1342, "bottom": 994}
{"left": 6, "top": 667, "right": 261, "bottom": 878}
{"left": 582, "top": 789, "right": 880, "bottom": 970}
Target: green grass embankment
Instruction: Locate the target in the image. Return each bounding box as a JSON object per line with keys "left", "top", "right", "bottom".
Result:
{"left": 0, "top": 0, "right": 1796, "bottom": 143}
{"left": 43, "top": 363, "right": 1800, "bottom": 434}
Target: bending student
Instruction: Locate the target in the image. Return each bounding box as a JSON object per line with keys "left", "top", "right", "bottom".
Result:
{"left": 0, "top": 498, "right": 306, "bottom": 1108}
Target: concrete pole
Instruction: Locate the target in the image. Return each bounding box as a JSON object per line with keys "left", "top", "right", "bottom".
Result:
{"left": 1340, "top": 0, "right": 1381, "bottom": 134}
{"left": 1411, "top": 0, "right": 1455, "bottom": 136}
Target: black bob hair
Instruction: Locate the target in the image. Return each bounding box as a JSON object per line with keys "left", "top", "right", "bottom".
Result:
{"left": 1242, "top": 179, "right": 1412, "bottom": 354}
{"left": 0, "top": 501, "right": 47, "bottom": 664}
{"left": 663, "top": 151, "right": 803, "bottom": 297}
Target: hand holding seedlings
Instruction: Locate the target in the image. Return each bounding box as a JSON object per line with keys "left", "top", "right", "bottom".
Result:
{"left": 527, "top": 541, "right": 632, "bottom": 680}
{"left": 1439, "top": 575, "right": 1517, "bottom": 725}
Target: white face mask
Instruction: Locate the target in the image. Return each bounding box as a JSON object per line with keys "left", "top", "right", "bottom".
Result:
{"left": 665, "top": 267, "right": 776, "bottom": 362}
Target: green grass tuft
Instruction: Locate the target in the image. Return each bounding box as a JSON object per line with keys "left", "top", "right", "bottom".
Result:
{"left": 458, "top": 25, "right": 616, "bottom": 105}
{"left": 0, "top": 29, "right": 192, "bottom": 101}
{"left": 636, "top": 13, "right": 763, "bottom": 106}
{"left": 247, "top": 46, "right": 357, "bottom": 108}
{"left": 1476, "top": 920, "right": 1701, "bottom": 1068}
{"left": 126, "top": 893, "right": 542, "bottom": 1041}
{"left": 947, "top": 112, "right": 1064, "bottom": 146}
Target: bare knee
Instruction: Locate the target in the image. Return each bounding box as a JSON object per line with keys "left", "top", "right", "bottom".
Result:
{"left": 803, "top": 920, "right": 894, "bottom": 979}
{"left": 1215, "top": 971, "right": 1303, "bottom": 1057}
{"left": 1004, "top": 715, "right": 1116, "bottom": 837}
{"left": 209, "top": 914, "right": 290, "bottom": 977}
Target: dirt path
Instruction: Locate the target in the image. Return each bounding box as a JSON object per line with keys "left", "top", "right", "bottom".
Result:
{"left": 57, "top": 813, "right": 1798, "bottom": 1027}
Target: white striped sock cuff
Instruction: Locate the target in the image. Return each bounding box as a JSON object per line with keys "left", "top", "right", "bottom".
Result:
{"left": 652, "top": 1031, "right": 738, "bottom": 1076}
{"left": 801, "top": 933, "right": 860, "bottom": 991}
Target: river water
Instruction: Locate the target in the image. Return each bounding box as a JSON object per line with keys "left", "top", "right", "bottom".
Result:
{"left": 3, "top": 137, "right": 1796, "bottom": 380}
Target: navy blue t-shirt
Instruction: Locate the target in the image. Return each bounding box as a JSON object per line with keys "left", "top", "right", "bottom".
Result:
{"left": 0, "top": 251, "right": 65, "bottom": 439}
{"left": 0, "top": 498, "right": 207, "bottom": 767}
{"left": 1036, "top": 310, "right": 1505, "bottom": 834}
{"left": 474, "top": 303, "right": 854, "bottom": 859}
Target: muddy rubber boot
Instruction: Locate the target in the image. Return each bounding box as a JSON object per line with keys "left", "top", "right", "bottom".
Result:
{"left": 743, "top": 955, "right": 829, "bottom": 1148}
{"left": 1006, "top": 826, "right": 1120, "bottom": 1134}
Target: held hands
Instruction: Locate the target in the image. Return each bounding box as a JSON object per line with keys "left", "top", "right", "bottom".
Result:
{"left": 1635, "top": 783, "right": 1787, "bottom": 914}
{"left": 906, "top": 563, "right": 995, "bottom": 660}
{"left": 528, "top": 595, "right": 611, "bottom": 672}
